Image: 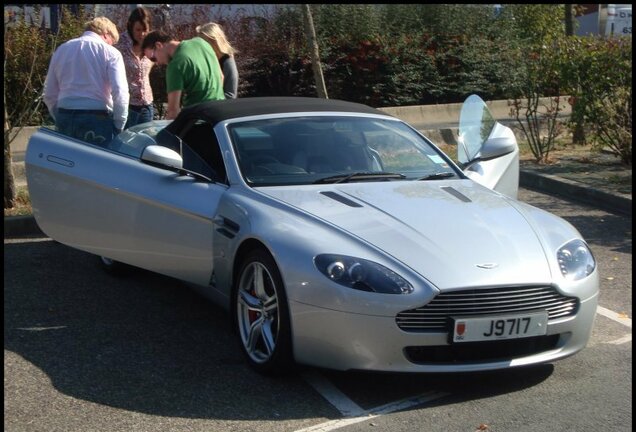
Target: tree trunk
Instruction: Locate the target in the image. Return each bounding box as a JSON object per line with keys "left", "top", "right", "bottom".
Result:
{"left": 302, "top": 4, "right": 328, "bottom": 99}
{"left": 570, "top": 96, "right": 587, "bottom": 145}
{"left": 572, "top": 121, "right": 586, "bottom": 144}
{"left": 4, "top": 106, "right": 17, "bottom": 209}
{"left": 565, "top": 4, "right": 574, "bottom": 36}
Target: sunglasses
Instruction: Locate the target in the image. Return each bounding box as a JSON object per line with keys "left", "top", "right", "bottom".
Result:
{"left": 149, "top": 48, "right": 157, "bottom": 63}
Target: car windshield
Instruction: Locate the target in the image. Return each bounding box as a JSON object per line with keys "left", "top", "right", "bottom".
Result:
{"left": 227, "top": 116, "right": 460, "bottom": 186}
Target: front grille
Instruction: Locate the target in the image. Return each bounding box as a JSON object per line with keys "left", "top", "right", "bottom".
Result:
{"left": 396, "top": 285, "right": 578, "bottom": 332}
{"left": 404, "top": 334, "right": 561, "bottom": 364}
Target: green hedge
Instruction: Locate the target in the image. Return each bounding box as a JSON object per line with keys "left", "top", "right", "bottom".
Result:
{"left": 4, "top": 4, "right": 632, "bottom": 135}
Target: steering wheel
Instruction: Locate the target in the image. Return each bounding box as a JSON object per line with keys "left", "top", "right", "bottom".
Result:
{"left": 251, "top": 155, "right": 280, "bottom": 165}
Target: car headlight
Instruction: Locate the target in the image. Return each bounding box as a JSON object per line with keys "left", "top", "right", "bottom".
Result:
{"left": 314, "top": 254, "right": 413, "bottom": 294}
{"left": 557, "top": 239, "right": 596, "bottom": 281}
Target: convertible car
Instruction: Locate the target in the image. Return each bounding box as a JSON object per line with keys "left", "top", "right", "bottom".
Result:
{"left": 26, "top": 95, "right": 599, "bottom": 375}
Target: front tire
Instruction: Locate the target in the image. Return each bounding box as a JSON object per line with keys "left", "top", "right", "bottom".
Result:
{"left": 232, "top": 249, "right": 293, "bottom": 375}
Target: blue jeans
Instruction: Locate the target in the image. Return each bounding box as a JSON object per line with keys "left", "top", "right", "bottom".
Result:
{"left": 125, "top": 104, "right": 154, "bottom": 129}
{"left": 55, "top": 108, "right": 116, "bottom": 148}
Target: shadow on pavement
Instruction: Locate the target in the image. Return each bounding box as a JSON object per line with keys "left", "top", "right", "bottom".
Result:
{"left": 5, "top": 239, "right": 556, "bottom": 421}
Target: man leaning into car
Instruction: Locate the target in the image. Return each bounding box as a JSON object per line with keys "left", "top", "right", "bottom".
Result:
{"left": 141, "top": 30, "right": 225, "bottom": 120}
{"left": 43, "top": 17, "right": 129, "bottom": 147}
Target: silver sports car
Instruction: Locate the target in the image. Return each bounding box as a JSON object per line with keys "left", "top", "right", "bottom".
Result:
{"left": 26, "top": 95, "right": 599, "bottom": 375}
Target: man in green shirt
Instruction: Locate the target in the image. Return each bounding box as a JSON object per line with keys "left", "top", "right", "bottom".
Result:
{"left": 142, "top": 30, "right": 224, "bottom": 119}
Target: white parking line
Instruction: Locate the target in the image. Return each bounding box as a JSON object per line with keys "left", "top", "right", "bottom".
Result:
{"left": 4, "top": 237, "right": 51, "bottom": 244}
{"left": 300, "top": 371, "right": 448, "bottom": 432}
{"left": 299, "top": 305, "right": 631, "bottom": 432}
{"left": 15, "top": 326, "right": 67, "bottom": 331}
{"left": 596, "top": 306, "right": 632, "bottom": 344}
{"left": 301, "top": 371, "right": 365, "bottom": 417}
{"left": 294, "top": 389, "right": 448, "bottom": 432}
{"left": 294, "top": 416, "right": 376, "bottom": 432}
{"left": 597, "top": 306, "right": 632, "bottom": 328}
{"left": 607, "top": 335, "right": 632, "bottom": 345}
{"left": 366, "top": 391, "right": 451, "bottom": 416}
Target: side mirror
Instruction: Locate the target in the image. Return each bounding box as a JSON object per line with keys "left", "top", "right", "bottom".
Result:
{"left": 479, "top": 136, "right": 517, "bottom": 161}
{"left": 467, "top": 121, "right": 517, "bottom": 166}
{"left": 141, "top": 145, "right": 183, "bottom": 169}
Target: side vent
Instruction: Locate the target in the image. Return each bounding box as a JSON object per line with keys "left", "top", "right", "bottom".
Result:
{"left": 320, "top": 191, "right": 362, "bottom": 208}
{"left": 214, "top": 216, "right": 240, "bottom": 239}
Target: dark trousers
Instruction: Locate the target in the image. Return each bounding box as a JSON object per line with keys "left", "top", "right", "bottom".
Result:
{"left": 55, "top": 108, "right": 116, "bottom": 148}
{"left": 125, "top": 104, "right": 154, "bottom": 129}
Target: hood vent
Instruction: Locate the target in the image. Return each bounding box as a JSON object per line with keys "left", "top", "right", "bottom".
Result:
{"left": 320, "top": 191, "right": 362, "bottom": 208}
{"left": 441, "top": 186, "right": 472, "bottom": 203}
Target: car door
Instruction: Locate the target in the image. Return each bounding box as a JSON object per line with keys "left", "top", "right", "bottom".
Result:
{"left": 457, "top": 94, "right": 519, "bottom": 199}
{"left": 26, "top": 126, "right": 224, "bottom": 286}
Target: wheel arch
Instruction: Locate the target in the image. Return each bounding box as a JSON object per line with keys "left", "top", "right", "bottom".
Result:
{"left": 232, "top": 238, "right": 274, "bottom": 289}
{"left": 230, "top": 237, "right": 295, "bottom": 374}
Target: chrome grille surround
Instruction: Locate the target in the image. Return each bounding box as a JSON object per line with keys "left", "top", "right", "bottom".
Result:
{"left": 396, "top": 285, "right": 579, "bottom": 332}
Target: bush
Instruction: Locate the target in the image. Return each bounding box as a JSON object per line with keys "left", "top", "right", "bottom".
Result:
{"left": 4, "top": 4, "right": 632, "bottom": 133}
{"left": 558, "top": 36, "right": 632, "bottom": 164}
{"left": 4, "top": 6, "right": 86, "bottom": 130}
{"left": 508, "top": 41, "right": 569, "bottom": 163}
{"left": 235, "top": 7, "right": 315, "bottom": 97}
{"left": 586, "top": 86, "right": 632, "bottom": 164}
{"left": 4, "top": 22, "right": 52, "bottom": 128}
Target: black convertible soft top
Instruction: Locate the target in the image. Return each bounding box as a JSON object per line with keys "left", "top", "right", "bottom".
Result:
{"left": 165, "top": 97, "right": 391, "bottom": 133}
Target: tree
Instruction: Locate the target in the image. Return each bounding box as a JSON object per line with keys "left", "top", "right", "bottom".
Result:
{"left": 565, "top": 4, "right": 574, "bottom": 36}
{"left": 4, "top": 22, "right": 49, "bottom": 209}
{"left": 302, "top": 4, "right": 328, "bottom": 98}
{"left": 4, "top": 7, "right": 85, "bottom": 209}
{"left": 4, "top": 106, "right": 16, "bottom": 209}
{"left": 507, "top": 5, "right": 568, "bottom": 163}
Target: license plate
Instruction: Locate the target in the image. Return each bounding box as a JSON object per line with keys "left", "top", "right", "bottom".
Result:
{"left": 451, "top": 312, "right": 548, "bottom": 343}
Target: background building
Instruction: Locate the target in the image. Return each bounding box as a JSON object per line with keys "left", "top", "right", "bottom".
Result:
{"left": 575, "top": 4, "right": 632, "bottom": 37}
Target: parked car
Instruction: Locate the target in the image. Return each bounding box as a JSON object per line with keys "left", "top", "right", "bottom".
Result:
{"left": 26, "top": 95, "right": 599, "bottom": 375}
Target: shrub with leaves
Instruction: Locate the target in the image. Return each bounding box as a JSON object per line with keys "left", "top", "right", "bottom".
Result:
{"left": 4, "top": 22, "right": 52, "bottom": 131}
{"left": 508, "top": 42, "right": 569, "bottom": 164}
{"left": 586, "top": 86, "right": 632, "bottom": 165}
{"left": 4, "top": 6, "right": 85, "bottom": 208}
{"left": 559, "top": 36, "right": 632, "bottom": 165}
{"left": 4, "top": 6, "right": 86, "bottom": 131}
{"left": 237, "top": 6, "right": 314, "bottom": 97}
{"left": 504, "top": 4, "right": 571, "bottom": 164}
{"left": 378, "top": 32, "right": 443, "bottom": 106}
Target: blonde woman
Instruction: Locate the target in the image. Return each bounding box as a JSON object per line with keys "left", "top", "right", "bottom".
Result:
{"left": 196, "top": 22, "right": 239, "bottom": 99}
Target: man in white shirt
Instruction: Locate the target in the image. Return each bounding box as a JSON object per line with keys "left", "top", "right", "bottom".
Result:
{"left": 44, "top": 17, "right": 129, "bottom": 147}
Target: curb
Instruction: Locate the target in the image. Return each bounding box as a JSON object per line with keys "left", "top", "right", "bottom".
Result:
{"left": 5, "top": 171, "right": 631, "bottom": 239}
{"left": 520, "top": 170, "right": 632, "bottom": 217}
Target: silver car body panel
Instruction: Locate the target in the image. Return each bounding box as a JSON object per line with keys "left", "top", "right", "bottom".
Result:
{"left": 27, "top": 130, "right": 221, "bottom": 286}
{"left": 463, "top": 122, "right": 520, "bottom": 199}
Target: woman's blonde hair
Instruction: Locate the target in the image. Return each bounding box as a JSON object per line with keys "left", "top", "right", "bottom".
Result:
{"left": 196, "top": 22, "right": 236, "bottom": 56}
{"left": 85, "top": 16, "right": 119, "bottom": 44}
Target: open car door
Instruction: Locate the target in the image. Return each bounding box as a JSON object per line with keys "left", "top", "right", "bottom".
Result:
{"left": 457, "top": 94, "right": 519, "bottom": 199}
{"left": 25, "top": 125, "right": 224, "bottom": 286}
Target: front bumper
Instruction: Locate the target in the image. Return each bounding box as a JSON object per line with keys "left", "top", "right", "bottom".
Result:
{"left": 289, "top": 291, "right": 598, "bottom": 373}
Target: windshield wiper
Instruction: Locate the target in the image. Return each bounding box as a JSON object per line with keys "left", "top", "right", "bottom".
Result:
{"left": 313, "top": 172, "right": 407, "bottom": 184}
{"left": 416, "top": 172, "right": 456, "bottom": 181}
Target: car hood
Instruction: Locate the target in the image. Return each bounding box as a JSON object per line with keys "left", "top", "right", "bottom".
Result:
{"left": 258, "top": 180, "right": 553, "bottom": 289}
